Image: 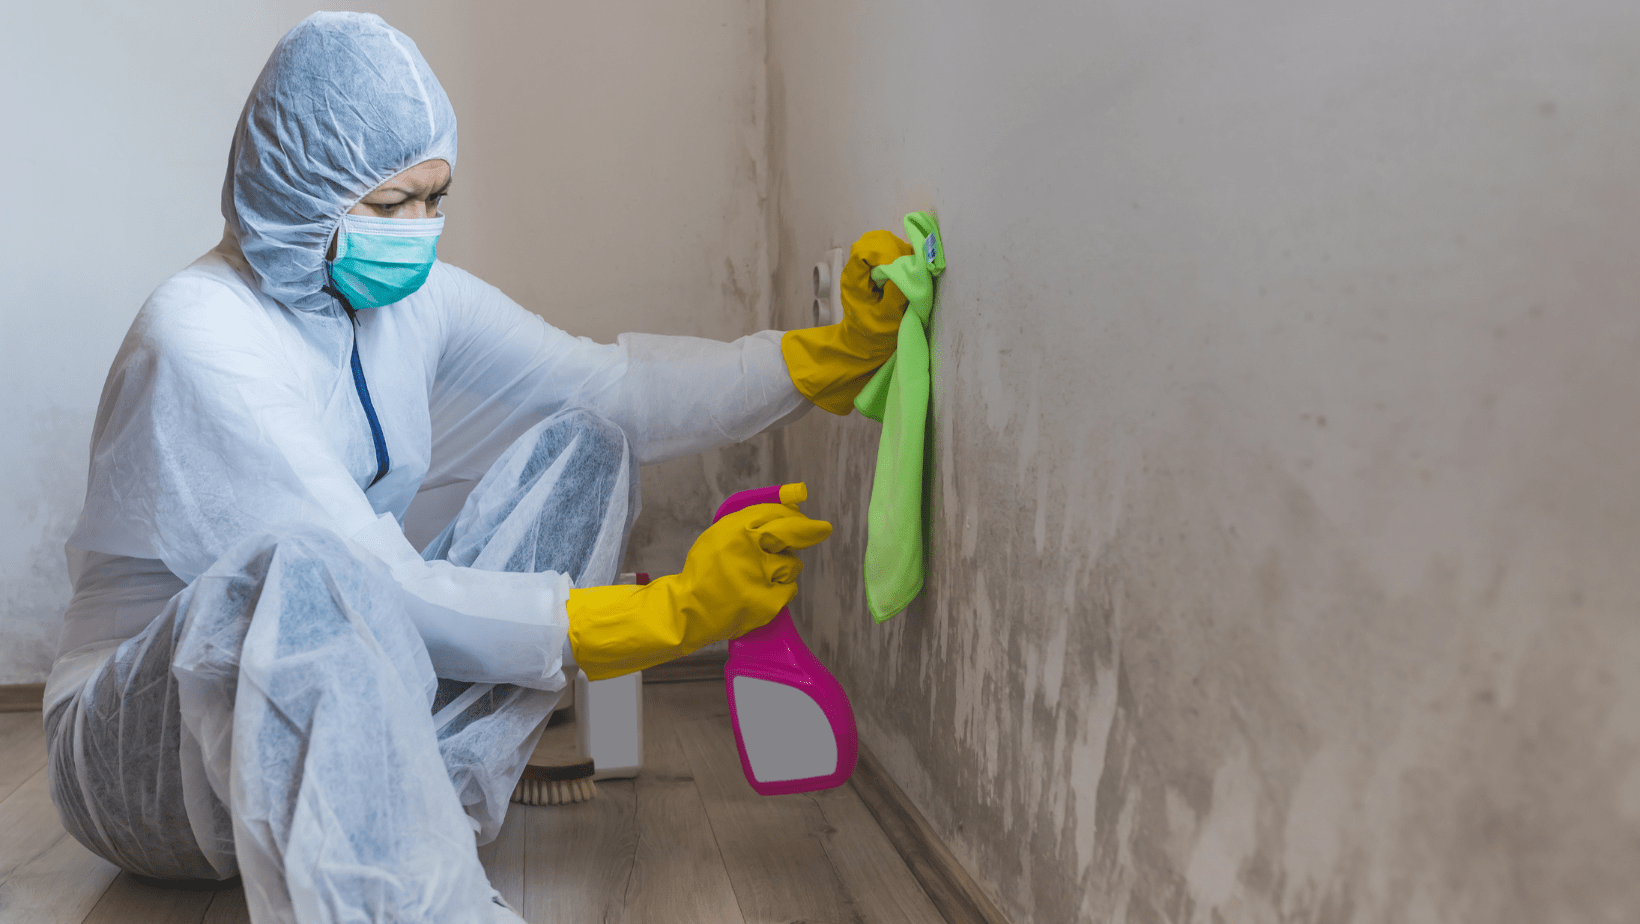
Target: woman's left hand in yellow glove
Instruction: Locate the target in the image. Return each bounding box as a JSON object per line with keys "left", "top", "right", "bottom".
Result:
{"left": 781, "top": 230, "right": 915, "bottom": 414}
{"left": 565, "top": 484, "right": 832, "bottom": 680}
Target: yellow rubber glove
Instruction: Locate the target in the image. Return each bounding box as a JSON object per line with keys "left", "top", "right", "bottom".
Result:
{"left": 567, "top": 484, "right": 833, "bottom": 680}
{"left": 781, "top": 230, "right": 916, "bottom": 415}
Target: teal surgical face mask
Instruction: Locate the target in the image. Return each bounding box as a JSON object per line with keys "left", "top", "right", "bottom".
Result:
{"left": 326, "top": 212, "right": 444, "bottom": 310}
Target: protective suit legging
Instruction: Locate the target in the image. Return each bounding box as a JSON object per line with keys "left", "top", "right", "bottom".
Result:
{"left": 44, "top": 408, "right": 639, "bottom": 924}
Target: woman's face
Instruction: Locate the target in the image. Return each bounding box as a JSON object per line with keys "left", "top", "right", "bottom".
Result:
{"left": 325, "top": 158, "right": 451, "bottom": 259}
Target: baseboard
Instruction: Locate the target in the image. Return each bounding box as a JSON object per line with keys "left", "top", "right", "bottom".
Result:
{"left": 850, "top": 745, "right": 1013, "bottom": 924}
{"left": 0, "top": 683, "right": 45, "bottom": 713}
{"left": 637, "top": 657, "right": 1009, "bottom": 924}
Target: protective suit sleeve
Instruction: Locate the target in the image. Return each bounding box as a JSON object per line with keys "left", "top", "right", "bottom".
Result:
{"left": 416, "top": 266, "right": 810, "bottom": 495}
{"left": 348, "top": 514, "right": 571, "bottom": 689}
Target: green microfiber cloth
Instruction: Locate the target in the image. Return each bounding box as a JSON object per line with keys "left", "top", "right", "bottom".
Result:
{"left": 854, "top": 210, "right": 945, "bottom": 622}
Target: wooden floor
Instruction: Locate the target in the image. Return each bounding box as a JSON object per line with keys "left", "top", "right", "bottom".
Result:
{"left": 0, "top": 681, "right": 947, "bottom": 924}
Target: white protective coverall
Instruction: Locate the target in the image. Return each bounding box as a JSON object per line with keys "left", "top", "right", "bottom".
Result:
{"left": 43, "top": 11, "right": 806, "bottom": 923}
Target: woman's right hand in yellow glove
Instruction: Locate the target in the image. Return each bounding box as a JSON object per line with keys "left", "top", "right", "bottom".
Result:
{"left": 566, "top": 483, "right": 833, "bottom": 680}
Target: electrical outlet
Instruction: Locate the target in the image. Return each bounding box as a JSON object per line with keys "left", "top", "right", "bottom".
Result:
{"left": 811, "top": 247, "right": 846, "bottom": 327}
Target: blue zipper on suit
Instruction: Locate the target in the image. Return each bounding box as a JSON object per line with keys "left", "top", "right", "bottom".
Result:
{"left": 350, "top": 329, "right": 391, "bottom": 488}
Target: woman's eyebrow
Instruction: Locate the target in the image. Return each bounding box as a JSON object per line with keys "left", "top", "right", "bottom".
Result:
{"left": 368, "top": 179, "right": 450, "bottom": 200}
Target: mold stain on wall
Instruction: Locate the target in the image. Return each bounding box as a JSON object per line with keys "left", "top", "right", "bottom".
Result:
{"left": 764, "top": 2, "right": 1640, "bottom": 921}
{"left": 785, "top": 333, "right": 1640, "bottom": 923}
{"left": 774, "top": 207, "right": 1640, "bottom": 924}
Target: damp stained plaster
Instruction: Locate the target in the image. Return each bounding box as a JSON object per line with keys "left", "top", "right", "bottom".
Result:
{"left": 768, "top": 1, "right": 1640, "bottom": 922}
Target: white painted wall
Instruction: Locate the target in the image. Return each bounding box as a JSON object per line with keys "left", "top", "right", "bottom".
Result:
{"left": 0, "top": 1, "right": 769, "bottom": 683}
{"left": 769, "top": 1, "right": 1640, "bottom": 921}
{"left": 0, "top": 2, "right": 285, "bottom": 684}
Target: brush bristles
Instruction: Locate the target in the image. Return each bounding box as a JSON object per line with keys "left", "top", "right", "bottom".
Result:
{"left": 511, "top": 776, "right": 597, "bottom": 806}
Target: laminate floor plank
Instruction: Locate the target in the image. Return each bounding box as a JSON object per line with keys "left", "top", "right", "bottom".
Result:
{"left": 0, "top": 771, "right": 67, "bottom": 883}
{"left": 199, "top": 886, "right": 251, "bottom": 924}
{"left": 616, "top": 685, "right": 745, "bottom": 924}
{"left": 79, "top": 872, "right": 214, "bottom": 924}
{"left": 520, "top": 782, "right": 637, "bottom": 923}
{"left": 810, "top": 783, "right": 947, "bottom": 924}
{"left": 677, "top": 710, "right": 858, "bottom": 924}
{"left": 0, "top": 680, "right": 956, "bottom": 924}
{"left": 0, "top": 828, "right": 119, "bottom": 924}
{"left": 478, "top": 801, "right": 527, "bottom": 913}
{"left": 0, "top": 714, "right": 47, "bottom": 804}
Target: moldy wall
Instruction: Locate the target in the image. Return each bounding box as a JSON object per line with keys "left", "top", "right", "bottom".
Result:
{"left": 767, "top": 2, "right": 1640, "bottom": 922}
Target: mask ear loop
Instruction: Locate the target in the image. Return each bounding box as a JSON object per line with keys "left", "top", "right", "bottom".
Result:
{"left": 322, "top": 219, "right": 358, "bottom": 325}
{"left": 322, "top": 274, "right": 358, "bottom": 326}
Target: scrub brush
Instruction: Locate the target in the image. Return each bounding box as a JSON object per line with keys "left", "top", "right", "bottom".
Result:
{"left": 512, "top": 571, "right": 651, "bottom": 806}
{"left": 513, "top": 760, "right": 597, "bottom": 806}
{"left": 511, "top": 699, "right": 598, "bottom": 806}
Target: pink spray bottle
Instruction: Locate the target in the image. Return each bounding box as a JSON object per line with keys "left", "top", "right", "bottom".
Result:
{"left": 715, "top": 484, "right": 859, "bottom": 795}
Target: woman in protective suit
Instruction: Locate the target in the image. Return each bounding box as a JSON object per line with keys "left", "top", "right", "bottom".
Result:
{"left": 43, "top": 12, "right": 911, "bottom": 924}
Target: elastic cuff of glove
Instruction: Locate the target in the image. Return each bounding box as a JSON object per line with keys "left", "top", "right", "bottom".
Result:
{"left": 567, "top": 584, "right": 694, "bottom": 681}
